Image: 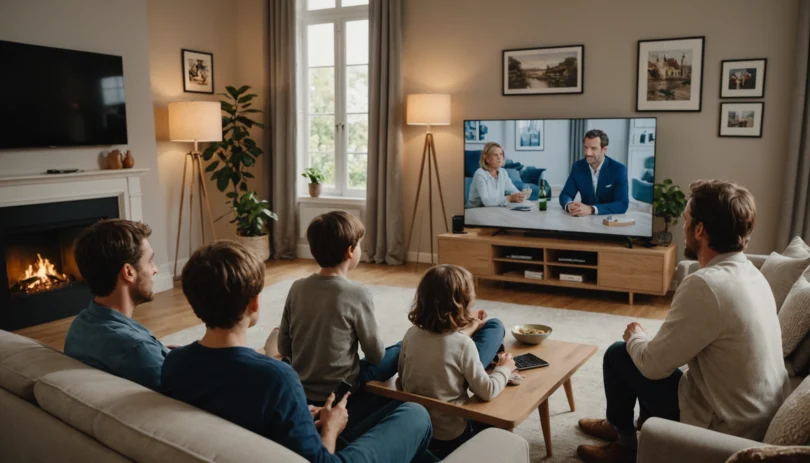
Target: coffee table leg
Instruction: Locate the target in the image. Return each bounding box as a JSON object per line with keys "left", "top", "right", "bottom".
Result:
{"left": 564, "top": 378, "right": 576, "bottom": 412}
{"left": 538, "top": 400, "right": 552, "bottom": 457}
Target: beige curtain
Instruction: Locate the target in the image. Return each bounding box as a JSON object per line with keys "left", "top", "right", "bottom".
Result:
{"left": 267, "top": 0, "right": 297, "bottom": 259}
{"left": 778, "top": 0, "right": 810, "bottom": 248}
{"left": 365, "top": 0, "right": 405, "bottom": 264}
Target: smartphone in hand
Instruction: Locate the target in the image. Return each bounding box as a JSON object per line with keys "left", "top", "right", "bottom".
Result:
{"left": 332, "top": 380, "right": 353, "bottom": 407}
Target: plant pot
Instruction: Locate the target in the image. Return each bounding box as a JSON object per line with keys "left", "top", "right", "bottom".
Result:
{"left": 308, "top": 183, "right": 322, "bottom": 198}
{"left": 235, "top": 233, "right": 270, "bottom": 262}
{"left": 656, "top": 231, "right": 673, "bottom": 246}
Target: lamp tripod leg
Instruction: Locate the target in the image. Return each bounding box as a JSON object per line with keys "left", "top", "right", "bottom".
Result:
{"left": 173, "top": 153, "right": 190, "bottom": 280}
{"left": 405, "top": 134, "right": 430, "bottom": 266}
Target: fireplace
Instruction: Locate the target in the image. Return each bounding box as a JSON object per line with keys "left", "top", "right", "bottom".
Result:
{"left": 1, "top": 197, "right": 119, "bottom": 331}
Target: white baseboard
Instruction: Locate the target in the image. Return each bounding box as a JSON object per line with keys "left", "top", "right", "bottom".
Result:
{"left": 153, "top": 259, "right": 189, "bottom": 293}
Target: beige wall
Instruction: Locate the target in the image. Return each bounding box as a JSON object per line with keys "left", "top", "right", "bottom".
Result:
{"left": 147, "top": 0, "right": 268, "bottom": 269}
{"left": 0, "top": 0, "right": 170, "bottom": 269}
{"left": 402, "top": 0, "right": 800, "bottom": 258}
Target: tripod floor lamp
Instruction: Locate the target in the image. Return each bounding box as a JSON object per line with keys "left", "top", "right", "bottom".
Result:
{"left": 405, "top": 93, "right": 451, "bottom": 266}
{"left": 168, "top": 101, "right": 222, "bottom": 279}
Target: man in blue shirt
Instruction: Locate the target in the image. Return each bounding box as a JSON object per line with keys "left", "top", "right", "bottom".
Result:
{"left": 64, "top": 219, "right": 168, "bottom": 391}
{"left": 162, "top": 241, "right": 434, "bottom": 462}
{"left": 559, "top": 129, "right": 629, "bottom": 216}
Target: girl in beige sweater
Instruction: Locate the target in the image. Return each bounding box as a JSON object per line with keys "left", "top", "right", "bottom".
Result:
{"left": 398, "top": 264, "right": 516, "bottom": 459}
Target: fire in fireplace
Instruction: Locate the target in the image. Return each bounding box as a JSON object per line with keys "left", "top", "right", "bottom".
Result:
{"left": 10, "top": 253, "right": 73, "bottom": 294}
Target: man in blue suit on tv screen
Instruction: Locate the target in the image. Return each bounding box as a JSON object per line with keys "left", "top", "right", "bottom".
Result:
{"left": 560, "top": 129, "right": 629, "bottom": 216}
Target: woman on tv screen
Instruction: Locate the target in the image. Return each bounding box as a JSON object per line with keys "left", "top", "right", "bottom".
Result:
{"left": 466, "top": 142, "right": 528, "bottom": 208}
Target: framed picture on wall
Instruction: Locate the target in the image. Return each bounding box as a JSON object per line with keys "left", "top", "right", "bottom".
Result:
{"left": 636, "top": 37, "right": 705, "bottom": 112}
{"left": 502, "top": 45, "right": 584, "bottom": 95}
{"left": 719, "top": 102, "right": 764, "bottom": 138}
{"left": 720, "top": 59, "right": 766, "bottom": 98}
{"left": 464, "top": 120, "right": 479, "bottom": 142}
{"left": 182, "top": 49, "right": 214, "bottom": 94}
{"left": 515, "top": 120, "right": 544, "bottom": 150}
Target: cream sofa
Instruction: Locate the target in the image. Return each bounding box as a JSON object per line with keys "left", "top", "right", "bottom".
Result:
{"left": 0, "top": 330, "right": 530, "bottom": 463}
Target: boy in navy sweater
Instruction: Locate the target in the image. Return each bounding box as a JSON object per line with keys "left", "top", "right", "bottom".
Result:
{"left": 161, "top": 240, "right": 433, "bottom": 462}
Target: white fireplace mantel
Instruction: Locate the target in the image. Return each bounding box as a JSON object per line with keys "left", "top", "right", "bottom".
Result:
{"left": 0, "top": 168, "right": 172, "bottom": 293}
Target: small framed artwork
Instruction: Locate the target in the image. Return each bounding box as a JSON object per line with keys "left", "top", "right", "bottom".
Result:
{"left": 636, "top": 37, "right": 705, "bottom": 112}
{"left": 503, "top": 45, "right": 584, "bottom": 95}
{"left": 477, "top": 120, "right": 491, "bottom": 143}
{"left": 515, "top": 120, "right": 544, "bottom": 151}
{"left": 719, "top": 102, "right": 764, "bottom": 138}
{"left": 182, "top": 49, "right": 214, "bottom": 94}
{"left": 464, "top": 120, "right": 478, "bottom": 142}
{"left": 720, "top": 59, "right": 766, "bottom": 98}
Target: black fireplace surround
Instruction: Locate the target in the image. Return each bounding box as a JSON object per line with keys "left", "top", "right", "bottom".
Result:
{"left": 1, "top": 197, "right": 119, "bottom": 331}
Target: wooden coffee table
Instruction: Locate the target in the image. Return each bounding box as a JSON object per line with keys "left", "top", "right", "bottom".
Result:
{"left": 366, "top": 338, "right": 597, "bottom": 457}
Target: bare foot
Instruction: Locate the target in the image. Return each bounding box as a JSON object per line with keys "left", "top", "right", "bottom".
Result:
{"left": 264, "top": 328, "right": 282, "bottom": 359}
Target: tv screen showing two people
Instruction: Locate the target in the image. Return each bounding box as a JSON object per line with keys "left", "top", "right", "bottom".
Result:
{"left": 463, "top": 118, "right": 657, "bottom": 238}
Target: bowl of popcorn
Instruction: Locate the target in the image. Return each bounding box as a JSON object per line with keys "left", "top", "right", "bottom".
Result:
{"left": 512, "top": 324, "right": 552, "bottom": 344}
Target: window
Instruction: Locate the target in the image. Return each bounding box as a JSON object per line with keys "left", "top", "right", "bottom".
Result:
{"left": 298, "top": 0, "right": 369, "bottom": 197}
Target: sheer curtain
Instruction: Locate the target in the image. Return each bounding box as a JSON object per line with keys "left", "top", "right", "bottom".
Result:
{"left": 364, "top": 0, "right": 405, "bottom": 264}
{"left": 267, "top": 0, "right": 298, "bottom": 259}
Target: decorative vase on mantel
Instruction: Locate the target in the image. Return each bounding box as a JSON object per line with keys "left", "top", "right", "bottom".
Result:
{"left": 122, "top": 150, "right": 135, "bottom": 168}
{"left": 107, "top": 149, "right": 123, "bottom": 170}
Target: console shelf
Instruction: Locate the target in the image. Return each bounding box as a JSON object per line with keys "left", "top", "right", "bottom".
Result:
{"left": 438, "top": 230, "right": 676, "bottom": 305}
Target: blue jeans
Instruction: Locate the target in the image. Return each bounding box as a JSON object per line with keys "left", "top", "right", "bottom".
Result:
{"left": 428, "top": 319, "right": 505, "bottom": 457}
{"left": 310, "top": 343, "right": 403, "bottom": 444}
{"left": 337, "top": 402, "right": 436, "bottom": 463}
{"left": 603, "top": 341, "right": 682, "bottom": 432}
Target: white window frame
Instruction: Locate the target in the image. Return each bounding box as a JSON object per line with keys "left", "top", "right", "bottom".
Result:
{"left": 297, "top": 0, "right": 369, "bottom": 198}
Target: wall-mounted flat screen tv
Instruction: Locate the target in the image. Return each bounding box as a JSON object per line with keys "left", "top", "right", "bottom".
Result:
{"left": 0, "top": 40, "right": 128, "bottom": 149}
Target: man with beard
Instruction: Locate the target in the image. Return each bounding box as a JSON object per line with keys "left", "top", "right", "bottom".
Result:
{"left": 575, "top": 180, "right": 790, "bottom": 463}
{"left": 64, "top": 219, "right": 168, "bottom": 391}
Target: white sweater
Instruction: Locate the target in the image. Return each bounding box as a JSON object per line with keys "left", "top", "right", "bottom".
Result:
{"left": 627, "top": 252, "right": 791, "bottom": 441}
{"left": 398, "top": 326, "right": 511, "bottom": 440}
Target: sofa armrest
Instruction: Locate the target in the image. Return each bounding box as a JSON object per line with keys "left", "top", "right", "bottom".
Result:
{"left": 638, "top": 418, "right": 765, "bottom": 463}
{"left": 747, "top": 254, "right": 768, "bottom": 269}
{"left": 443, "top": 428, "right": 529, "bottom": 463}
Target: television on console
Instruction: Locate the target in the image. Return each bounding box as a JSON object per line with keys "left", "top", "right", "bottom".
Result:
{"left": 0, "top": 40, "right": 128, "bottom": 149}
{"left": 463, "top": 118, "right": 657, "bottom": 239}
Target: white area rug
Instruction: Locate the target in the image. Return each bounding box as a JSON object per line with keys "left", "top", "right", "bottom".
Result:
{"left": 162, "top": 279, "right": 665, "bottom": 462}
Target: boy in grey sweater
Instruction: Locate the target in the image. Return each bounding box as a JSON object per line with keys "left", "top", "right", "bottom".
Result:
{"left": 276, "top": 211, "right": 401, "bottom": 442}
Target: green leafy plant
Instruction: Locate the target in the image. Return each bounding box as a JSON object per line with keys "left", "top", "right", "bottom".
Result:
{"left": 232, "top": 192, "right": 278, "bottom": 238}
{"left": 202, "top": 85, "right": 276, "bottom": 237}
{"left": 301, "top": 167, "right": 326, "bottom": 185}
{"left": 653, "top": 179, "right": 687, "bottom": 233}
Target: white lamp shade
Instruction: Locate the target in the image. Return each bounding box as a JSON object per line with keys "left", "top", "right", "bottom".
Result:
{"left": 168, "top": 101, "right": 223, "bottom": 142}
{"left": 406, "top": 93, "right": 451, "bottom": 126}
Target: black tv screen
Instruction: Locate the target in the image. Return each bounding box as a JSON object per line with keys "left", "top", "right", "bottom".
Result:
{"left": 0, "top": 40, "right": 128, "bottom": 149}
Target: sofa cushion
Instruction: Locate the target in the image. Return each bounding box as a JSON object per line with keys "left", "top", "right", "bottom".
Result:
{"left": 464, "top": 150, "right": 481, "bottom": 178}
{"left": 0, "top": 388, "right": 131, "bottom": 463}
{"left": 760, "top": 253, "right": 810, "bottom": 312}
{"left": 779, "top": 268, "right": 810, "bottom": 356}
{"left": 35, "top": 368, "right": 304, "bottom": 463}
{"left": 0, "top": 330, "right": 93, "bottom": 402}
{"left": 726, "top": 445, "right": 810, "bottom": 462}
{"left": 790, "top": 333, "right": 810, "bottom": 376}
{"left": 763, "top": 376, "right": 810, "bottom": 445}
{"left": 784, "top": 236, "right": 810, "bottom": 258}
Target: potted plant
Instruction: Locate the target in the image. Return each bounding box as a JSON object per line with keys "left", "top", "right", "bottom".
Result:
{"left": 301, "top": 167, "right": 326, "bottom": 198}
{"left": 202, "top": 85, "right": 277, "bottom": 260}
{"left": 653, "top": 179, "right": 687, "bottom": 246}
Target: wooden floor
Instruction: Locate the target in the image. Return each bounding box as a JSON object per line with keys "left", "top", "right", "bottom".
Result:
{"left": 15, "top": 259, "right": 672, "bottom": 351}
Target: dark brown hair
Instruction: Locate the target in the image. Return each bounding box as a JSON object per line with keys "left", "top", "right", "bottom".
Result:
{"left": 181, "top": 240, "right": 265, "bottom": 329}
{"left": 74, "top": 219, "right": 152, "bottom": 297}
{"left": 307, "top": 211, "right": 365, "bottom": 268}
{"left": 584, "top": 129, "right": 609, "bottom": 148}
{"left": 688, "top": 179, "right": 756, "bottom": 254}
{"left": 408, "top": 264, "right": 475, "bottom": 334}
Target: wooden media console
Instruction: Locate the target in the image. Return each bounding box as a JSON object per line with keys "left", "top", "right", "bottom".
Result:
{"left": 438, "top": 230, "right": 676, "bottom": 304}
